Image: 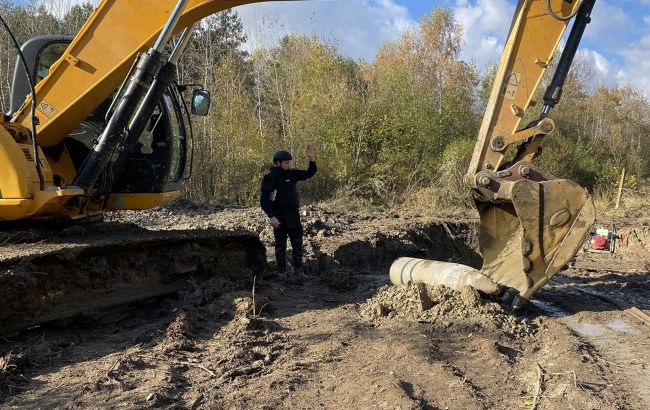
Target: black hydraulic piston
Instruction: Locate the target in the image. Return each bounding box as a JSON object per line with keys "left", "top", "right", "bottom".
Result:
{"left": 107, "top": 23, "right": 195, "bottom": 191}
{"left": 541, "top": 0, "right": 596, "bottom": 117}
{"left": 72, "top": 0, "right": 190, "bottom": 195}
{"left": 73, "top": 49, "right": 164, "bottom": 191}
{"left": 107, "top": 61, "right": 177, "bottom": 190}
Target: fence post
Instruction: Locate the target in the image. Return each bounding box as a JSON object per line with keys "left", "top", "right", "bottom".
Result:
{"left": 615, "top": 166, "right": 626, "bottom": 209}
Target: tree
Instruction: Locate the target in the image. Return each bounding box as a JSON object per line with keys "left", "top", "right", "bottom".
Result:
{"left": 0, "top": 0, "right": 93, "bottom": 112}
{"left": 360, "top": 7, "right": 480, "bottom": 199}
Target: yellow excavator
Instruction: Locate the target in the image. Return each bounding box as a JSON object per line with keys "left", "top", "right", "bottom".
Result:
{"left": 0, "top": 0, "right": 595, "bottom": 332}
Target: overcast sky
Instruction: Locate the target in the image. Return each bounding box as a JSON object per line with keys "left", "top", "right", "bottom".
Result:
{"left": 234, "top": 0, "right": 650, "bottom": 96}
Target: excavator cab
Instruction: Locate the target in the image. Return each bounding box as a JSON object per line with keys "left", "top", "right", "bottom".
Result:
{"left": 3, "top": 34, "right": 209, "bottom": 219}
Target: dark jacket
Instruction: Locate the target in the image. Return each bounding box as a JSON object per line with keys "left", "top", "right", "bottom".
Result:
{"left": 260, "top": 161, "right": 317, "bottom": 228}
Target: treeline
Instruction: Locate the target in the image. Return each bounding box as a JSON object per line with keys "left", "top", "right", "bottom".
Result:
{"left": 1, "top": 1, "right": 649, "bottom": 208}
{"left": 0, "top": 1, "right": 93, "bottom": 109}
{"left": 183, "top": 9, "right": 484, "bottom": 207}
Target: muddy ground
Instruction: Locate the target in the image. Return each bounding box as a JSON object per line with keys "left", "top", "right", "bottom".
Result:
{"left": 0, "top": 201, "right": 648, "bottom": 409}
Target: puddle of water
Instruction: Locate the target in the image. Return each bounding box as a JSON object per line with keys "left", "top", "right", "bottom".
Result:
{"left": 536, "top": 293, "right": 650, "bottom": 406}
{"left": 607, "top": 319, "right": 636, "bottom": 334}
{"left": 532, "top": 299, "right": 569, "bottom": 318}
{"left": 565, "top": 320, "right": 606, "bottom": 338}
{"left": 535, "top": 299, "right": 609, "bottom": 337}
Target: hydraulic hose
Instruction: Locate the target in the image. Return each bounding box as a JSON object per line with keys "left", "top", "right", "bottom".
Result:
{"left": 546, "top": 0, "right": 585, "bottom": 21}
{"left": 0, "top": 13, "right": 45, "bottom": 190}
{"left": 541, "top": 0, "right": 596, "bottom": 116}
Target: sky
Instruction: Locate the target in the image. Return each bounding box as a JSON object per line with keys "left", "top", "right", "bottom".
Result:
{"left": 233, "top": 0, "right": 650, "bottom": 96}
{"left": 24, "top": 0, "right": 650, "bottom": 96}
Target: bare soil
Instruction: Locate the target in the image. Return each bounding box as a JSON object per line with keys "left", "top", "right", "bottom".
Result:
{"left": 0, "top": 201, "right": 648, "bottom": 409}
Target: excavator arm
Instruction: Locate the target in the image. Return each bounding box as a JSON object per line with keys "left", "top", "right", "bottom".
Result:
{"left": 1, "top": 0, "right": 297, "bottom": 221}
{"left": 12, "top": 0, "right": 288, "bottom": 147}
{"left": 391, "top": 0, "right": 596, "bottom": 308}
{"left": 464, "top": 0, "right": 596, "bottom": 307}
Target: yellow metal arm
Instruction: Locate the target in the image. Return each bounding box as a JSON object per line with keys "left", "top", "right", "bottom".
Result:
{"left": 12, "top": 0, "right": 300, "bottom": 148}
{"left": 460, "top": 0, "right": 596, "bottom": 308}
{"left": 465, "top": 0, "right": 581, "bottom": 188}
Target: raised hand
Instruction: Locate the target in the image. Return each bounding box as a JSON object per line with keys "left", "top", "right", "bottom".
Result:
{"left": 306, "top": 144, "right": 315, "bottom": 161}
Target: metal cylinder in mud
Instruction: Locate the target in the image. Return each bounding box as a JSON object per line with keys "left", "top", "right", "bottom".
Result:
{"left": 389, "top": 257, "right": 499, "bottom": 295}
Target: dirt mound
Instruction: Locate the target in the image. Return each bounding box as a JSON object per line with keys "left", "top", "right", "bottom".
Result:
{"left": 95, "top": 349, "right": 150, "bottom": 393}
{"left": 156, "top": 311, "right": 199, "bottom": 353}
{"left": 204, "top": 317, "right": 291, "bottom": 385}
{"left": 317, "top": 267, "right": 358, "bottom": 290}
{"left": 361, "top": 283, "right": 535, "bottom": 337}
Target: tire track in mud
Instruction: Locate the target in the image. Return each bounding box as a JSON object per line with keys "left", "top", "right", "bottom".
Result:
{"left": 534, "top": 286, "right": 650, "bottom": 409}
{"left": 441, "top": 363, "right": 491, "bottom": 409}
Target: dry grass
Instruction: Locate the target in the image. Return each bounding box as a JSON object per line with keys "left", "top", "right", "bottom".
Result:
{"left": 396, "top": 186, "right": 477, "bottom": 219}
{"left": 319, "top": 184, "right": 478, "bottom": 219}
{"left": 0, "top": 231, "right": 41, "bottom": 246}
{"left": 594, "top": 188, "right": 650, "bottom": 216}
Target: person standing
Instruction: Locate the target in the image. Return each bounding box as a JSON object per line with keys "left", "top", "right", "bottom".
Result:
{"left": 260, "top": 145, "right": 317, "bottom": 282}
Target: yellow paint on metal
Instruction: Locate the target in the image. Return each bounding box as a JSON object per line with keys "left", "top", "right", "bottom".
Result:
{"left": 106, "top": 191, "right": 181, "bottom": 210}
{"left": 47, "top": 145, "right": 78, "bottom": 187}
{"left": 0, "top": 121, "right": 83, "bottom": 220}
{"left": 461, "top": 1, "right": 596, "bottom": 302}
{"left": 478, "top": 179, "right": 595, "bottom": 300}
{"left": 0, "top": 188, "right": 84, "bottom": 221}
{"left": 13, "top": 0, "right": 302, "bottom": 147}
{"left": 0, "top": 126, "right": 31, "bottom": 199}
{"left": 466, "top": 0, "right": 582, "bottom": 180}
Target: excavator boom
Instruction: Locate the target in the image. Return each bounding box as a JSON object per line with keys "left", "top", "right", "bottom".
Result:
{"left": 12, "top": 0, "right": 287, "bottom": 147}
{"left": 2, "top": 0, "right": 301, "bottom": 222}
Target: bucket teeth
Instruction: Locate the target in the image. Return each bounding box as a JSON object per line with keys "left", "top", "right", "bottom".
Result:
{"left": 478, "top": 178, "right": 595, "bottom": 301}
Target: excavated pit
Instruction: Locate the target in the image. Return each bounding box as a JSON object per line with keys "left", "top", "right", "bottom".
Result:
{"left": 304, "top": 220, "right": 482, "bottom": 279}
{"left": 0, "top": 229, "right": 267, "bottom": 335}
{"left": 303, "top": 220, "right": 534, "bottom": 338}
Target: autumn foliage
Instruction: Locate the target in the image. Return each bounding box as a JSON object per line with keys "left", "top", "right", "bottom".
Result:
{"left": 1, "top": 2, "right": 649, "bottom": 209}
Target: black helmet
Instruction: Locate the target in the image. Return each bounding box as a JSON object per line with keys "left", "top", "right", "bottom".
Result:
{"left": 273, "top": 150, "right": 292, "bottom": 163}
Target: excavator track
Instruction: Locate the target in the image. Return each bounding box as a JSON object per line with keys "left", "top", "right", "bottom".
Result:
{"left": 0, "top": 224, "right": 267, "bottom": 335}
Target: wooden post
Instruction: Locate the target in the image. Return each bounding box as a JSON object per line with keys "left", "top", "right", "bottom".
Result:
{"left": 615, "top": 166, "right": 626, "bottom": 209}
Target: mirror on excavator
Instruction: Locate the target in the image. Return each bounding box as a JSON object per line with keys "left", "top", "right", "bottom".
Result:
{"left": 191, "top": 89, "right": 211, "bottom": 116}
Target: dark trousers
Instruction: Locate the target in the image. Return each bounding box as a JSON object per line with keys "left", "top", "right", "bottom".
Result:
{"left": 273, "top": 224, "right": 303, "bottom": 272}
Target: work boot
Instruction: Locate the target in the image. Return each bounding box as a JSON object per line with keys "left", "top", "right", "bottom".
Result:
{"left": 291, "top": 266, "right": 308, "bottom": 285}
{"left": 273, "top": 260, "right": 287, "bottom": 280}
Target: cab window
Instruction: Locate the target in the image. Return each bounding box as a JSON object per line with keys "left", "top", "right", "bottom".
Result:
{"left": 35, "top": 43, "right": 68, "bottom": 82}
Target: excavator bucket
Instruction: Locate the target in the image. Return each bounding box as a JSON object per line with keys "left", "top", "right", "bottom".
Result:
{"left": 477, "top": 178, "right": 595, "bottom": 307}
{"left": 390, "top": 178, "right": 594, "bottom": 308}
